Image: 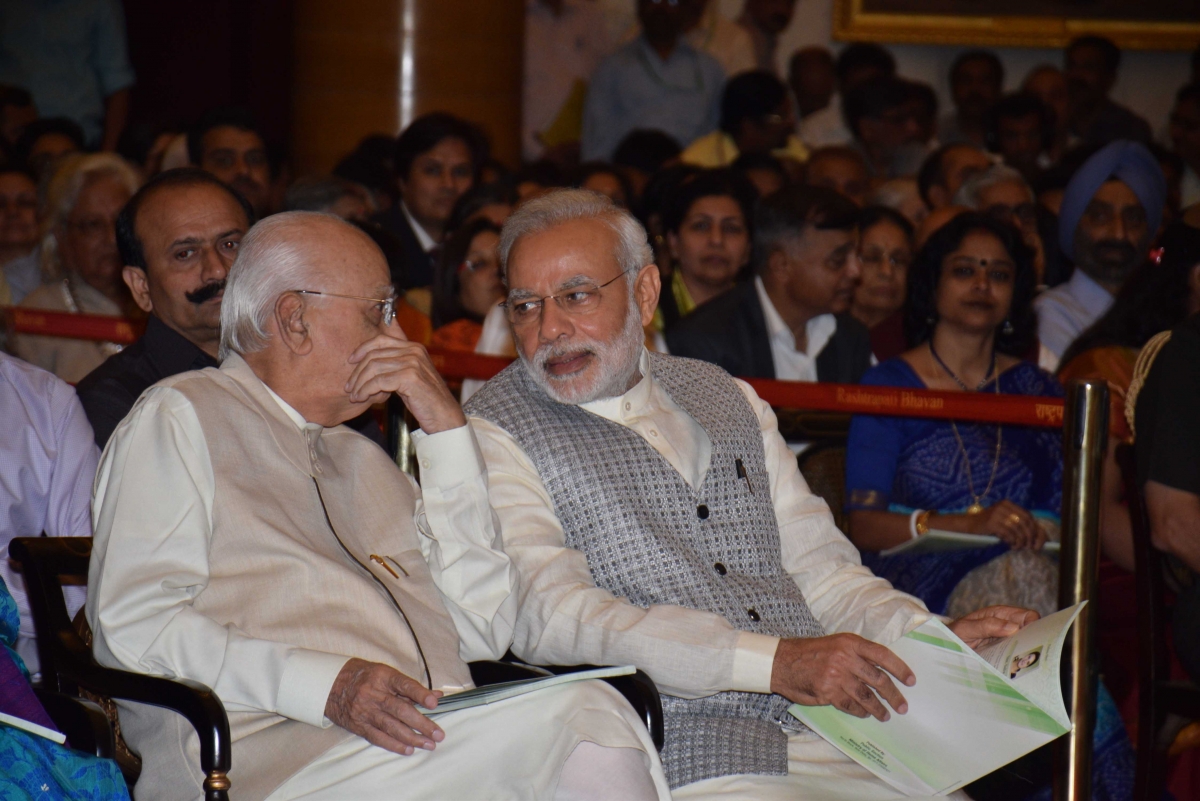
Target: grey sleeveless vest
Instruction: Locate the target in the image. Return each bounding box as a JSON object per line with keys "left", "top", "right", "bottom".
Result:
{"left": 466, "top": 353, "right": 825, "bottom": 787}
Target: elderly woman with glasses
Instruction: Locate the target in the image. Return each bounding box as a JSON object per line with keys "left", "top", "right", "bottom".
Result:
{"left": 953, "top": 163, "right": 1048, "bottom": 286}
{"left": 14, "top": 153, "right": 142, "bottom": 383}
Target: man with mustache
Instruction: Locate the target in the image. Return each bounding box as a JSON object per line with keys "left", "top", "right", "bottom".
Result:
{"left": 188, "top": 106, "right": 274, "bottom": 218}
{"left": 1063, "top": 36, "right": 1152, "bottom": 148}
{"left": 666, "top": 185, "right": 873, "bottom": 383}
{"left": 1034, "top": 140, "right": 1166, "bottom": 371}
{"left": 465, "top": 188, "right": 1035, "bottom": 798}
{"left": 76, "top": 168, "right": 252, "bottom": 447}
{"left": 937, "top": 50, "right": 1003, "bottom": 150}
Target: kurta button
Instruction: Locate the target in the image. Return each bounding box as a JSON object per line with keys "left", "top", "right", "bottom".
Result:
{"left": 714, "top": 562, "right": 727, "bottom": 575}
{"left": 697, "top": 504, "right": 709, "bottom": 519}
{"left": 747, "top": 608, "right": 761, "bottom": 622}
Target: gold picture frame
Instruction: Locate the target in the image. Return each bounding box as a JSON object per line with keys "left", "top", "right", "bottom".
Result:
{"left": 833, "top": 0, "right": 1200, "bottom": 51}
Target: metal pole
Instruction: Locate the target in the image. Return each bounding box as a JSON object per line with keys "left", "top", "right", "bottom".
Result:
{"left": 1054, "top": 379, "right": 1109, "bottom": 801}
{"left": 386, "top": 395, "right": 415, "bottom": 476}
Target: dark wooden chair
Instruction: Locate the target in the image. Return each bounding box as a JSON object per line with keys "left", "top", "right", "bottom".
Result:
{"left": 1114, "top": 444, "right": 1200, "bottom": 800}
{"left": 12, "top": 536, "right": 233, "bottom": 801}
{"left": 13, "top": 536, "right": 665, "bottom": 801}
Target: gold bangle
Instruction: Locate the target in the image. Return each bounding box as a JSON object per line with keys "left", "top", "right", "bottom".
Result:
{"left": 915, "top": 509, "right": 934, "bottom": 536}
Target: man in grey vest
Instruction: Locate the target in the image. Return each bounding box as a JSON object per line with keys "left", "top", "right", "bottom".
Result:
{"left": 465, "top": 189, "right": 1037, "bottom": 799}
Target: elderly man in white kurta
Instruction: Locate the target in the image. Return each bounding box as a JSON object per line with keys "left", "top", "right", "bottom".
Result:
{"left": 464, "top": 190, "right": 1038, "bottom": 800}
{"left": 87, "top": 211, "right": 670, "bottom": 801}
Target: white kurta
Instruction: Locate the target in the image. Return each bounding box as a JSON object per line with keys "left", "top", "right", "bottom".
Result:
{"left": 469, "top": 350, "right": 962, "bottom": 798}
{"left": 90, "top": 381, "right": 669, "bottom": 800}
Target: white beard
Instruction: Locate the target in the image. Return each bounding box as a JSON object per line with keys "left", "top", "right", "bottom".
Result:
{"left": 519, "top": 297, "right": 645, "bottom": 405}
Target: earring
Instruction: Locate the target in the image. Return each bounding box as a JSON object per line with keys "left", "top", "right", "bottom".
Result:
{"left": 1002, "top": 319, "right": 1014, "bottom": 336}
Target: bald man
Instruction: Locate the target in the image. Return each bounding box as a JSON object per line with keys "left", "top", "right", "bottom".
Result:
{"left": 87, "top": 212, "right": 669, "bottom": 801}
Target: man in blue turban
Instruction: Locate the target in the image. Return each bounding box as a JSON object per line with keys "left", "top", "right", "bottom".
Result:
{"left": 1034, "top": 139, "right": 1166, "bottom": 369}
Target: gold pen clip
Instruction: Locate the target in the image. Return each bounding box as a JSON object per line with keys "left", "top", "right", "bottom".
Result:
{"left": 370, "top": 554, "right": 402, "bottom": 578}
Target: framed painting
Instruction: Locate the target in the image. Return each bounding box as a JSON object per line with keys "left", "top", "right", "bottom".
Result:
{"left": 833, "top": 0, "right": 1200, "bottom": 50}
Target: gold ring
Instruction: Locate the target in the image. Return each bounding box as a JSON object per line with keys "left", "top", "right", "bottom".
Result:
{"left": 1009, "top": 514, "right": 1021, "bottom": 525}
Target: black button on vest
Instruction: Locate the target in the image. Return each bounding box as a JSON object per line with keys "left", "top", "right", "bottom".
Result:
{"left": 697, "top": 504, "right": 710, "bottom": 519}
{"left": 713, "top": 562, "right": 727, "bottom": 575}
{"left": 747, "top": 608, "right": 761, "bottom": 622}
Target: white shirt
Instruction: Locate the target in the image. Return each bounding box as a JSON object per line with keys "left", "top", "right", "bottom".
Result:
{"left": 401, "top": 202, "right": 437, "bottom": 253}
{"left": 469, "top": 350, "right": 930, "bottom": 700}
{"left": 89, "top": 382, "right": 514, "bottom": 727}
{"left": 798, "top": 95, "right": 852, "bottom": 149}
{"left": 755, "top": 277, "right": 837, "bottom": 382}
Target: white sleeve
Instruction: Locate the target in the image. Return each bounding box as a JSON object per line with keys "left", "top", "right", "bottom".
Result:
{"left": 469, "top": 415, "right": 772, "bottom": 699}
{"left": 87, "top": 388, "right": 348, "bottom": 729}
{"left": 410, "top": 424, "right": 517, "bottom": 662}
{"left": 734, "top": 380, "right": 932, "bottom": 650}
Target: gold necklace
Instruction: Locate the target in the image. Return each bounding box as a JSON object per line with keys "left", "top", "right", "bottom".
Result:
{"left": 929, "top": 342, "right": 1003, "bottom": 515}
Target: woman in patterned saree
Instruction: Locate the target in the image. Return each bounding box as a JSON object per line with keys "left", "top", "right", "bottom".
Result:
{"left": 844, "top": 213, "right": 1134, "bottom": 800}
{"left": 845, "top": 213, "right": 1063, "bottom": 618}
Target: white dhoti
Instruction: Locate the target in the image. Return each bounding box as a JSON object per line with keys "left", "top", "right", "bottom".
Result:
{"left": 672, "top": 732, "right": 969, "bottom": 801}
{"left": 268, "top": 680, "right": 670, "bottom": 801}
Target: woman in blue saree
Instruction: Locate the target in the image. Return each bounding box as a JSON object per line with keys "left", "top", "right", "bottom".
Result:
{"left": 844, "top": 213, "right": 1132, "bottom": 800}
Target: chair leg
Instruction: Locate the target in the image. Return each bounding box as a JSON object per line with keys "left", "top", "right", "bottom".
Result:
{"left": 204, "top": 770, "right": 230, "bottom": 801}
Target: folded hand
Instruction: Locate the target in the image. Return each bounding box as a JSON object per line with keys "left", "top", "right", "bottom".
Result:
{"left": 346, "top": 333, "right": 466, "bottom": 434}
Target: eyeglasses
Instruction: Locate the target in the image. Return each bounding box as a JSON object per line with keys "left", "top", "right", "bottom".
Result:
{"left": 500, "top": 271, "right": 628, "bottom": 327}
{"left": 460, "top": 258, "right": 498, "bottom": 274}
{"left": 292, "top": 289, "right": 397, "bottom": 327}
{"left": 859, "top": 249, "right": 912, "bottom": 270}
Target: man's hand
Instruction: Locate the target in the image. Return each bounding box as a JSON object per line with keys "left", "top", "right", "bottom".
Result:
{"left": 324, "top": 658, "right": 445, "bottom": 755}
{"left": 346, "top": 332, "right": 466, "bottom": 434}
{"left": 770, "top": 634, "right": 915, "bottom": 722}
{"left": 949, "top": 606, "right": 1039, "bottom": 651}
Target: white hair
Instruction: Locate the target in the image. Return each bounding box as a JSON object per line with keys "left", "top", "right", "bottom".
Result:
{"left": 953, "top": 164, "right": 1032, "bottom": 210}
{"left": 499, "top": 188, "right": 653, "bottom": 288}
{"left": 40, "top": 152, "right": 142, "bottom": 280}
{"left": 871, "top": 178, "right": 920, "bottom": 211}
{"left": 218, "top": 211, "right": 338, "bottom": 360}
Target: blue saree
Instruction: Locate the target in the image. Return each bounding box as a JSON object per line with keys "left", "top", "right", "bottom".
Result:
{"left": 845, "top": 357, "right": 1134, "bottom": 801}
{"left": 845, "top": 358, "right": 1064, "bottom": 615}
{"left": 0, "top": 576, "right": 129, "bottom": 801}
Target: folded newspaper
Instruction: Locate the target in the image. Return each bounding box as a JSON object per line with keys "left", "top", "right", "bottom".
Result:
{"left": 419, "top": 665, "right": 635, "bottom": 718}
{"left": 789, "top": 603, "right": 1086, "bottom": 797}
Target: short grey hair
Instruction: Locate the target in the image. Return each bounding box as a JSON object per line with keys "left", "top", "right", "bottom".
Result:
{"left": 498, "top": 189, "right": 653, "bottom": 286}
{"left": 218, "top": 211, "right": 332, "bottom": 360}
{"left": 953, "top": 164, "right": 1032, "bottom": 210}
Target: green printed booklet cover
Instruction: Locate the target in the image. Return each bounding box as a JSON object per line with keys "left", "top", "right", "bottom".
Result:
{"left": 789, "top": 603, "right": 1085, "bottom": 797}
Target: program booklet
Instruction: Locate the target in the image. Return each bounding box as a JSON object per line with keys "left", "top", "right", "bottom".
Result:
{"left": 881, "top": 530, "right": 1062, "bottom": 558}
{"left": 418, "top": 665, "right": 635, "bottom": 718}
{"left": 789, "top": 603, "right": 1086, "bottom": 797}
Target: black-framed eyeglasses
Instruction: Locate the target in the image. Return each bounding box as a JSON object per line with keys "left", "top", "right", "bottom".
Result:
{"left": 292, "top": 289, "right": 397, "bottom": 327}
{"left": 500, "top": 271, "right": 628, "bottom": 327}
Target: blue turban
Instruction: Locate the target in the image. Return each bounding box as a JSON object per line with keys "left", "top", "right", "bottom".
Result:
{"left": 1058, "top": 140, "right": 1166, "bottom": 261}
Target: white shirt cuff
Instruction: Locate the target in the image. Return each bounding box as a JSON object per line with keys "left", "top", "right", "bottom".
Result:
{"left": 277, "top": 649, "right": 352, "bottom": 728}
{"left": 412, "top": 425, "right": 485, "bottom": 489}
{"left": 731, "top": 631, "right": 780, "bottom": 694}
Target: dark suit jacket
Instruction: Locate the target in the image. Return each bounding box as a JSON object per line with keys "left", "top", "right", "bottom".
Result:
{"left": 372, "top": 204, "right": 437, "bottom": 289}
{"left": 665, "top": 281, "right": 873, "bottom": 384}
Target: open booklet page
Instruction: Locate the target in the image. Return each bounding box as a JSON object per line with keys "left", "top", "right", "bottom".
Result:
{"left": 418, "top": 665, "right": 635, "bottom": 718}
{"left": 788, "top": 603, "right": 1085, "bottom": 797}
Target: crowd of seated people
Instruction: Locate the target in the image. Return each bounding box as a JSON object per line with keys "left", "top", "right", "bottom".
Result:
{"left": 3, "top": 10, "right": 1200, "bottom": 798}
